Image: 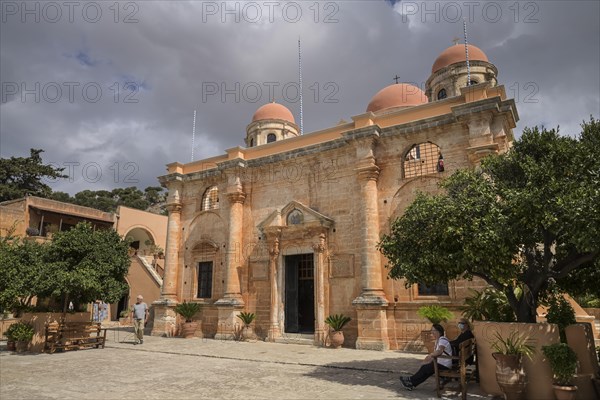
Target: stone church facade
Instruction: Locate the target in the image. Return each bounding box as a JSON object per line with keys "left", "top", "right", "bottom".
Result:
{"left": 152, "top": 43, "right": 519, "bottom": 350}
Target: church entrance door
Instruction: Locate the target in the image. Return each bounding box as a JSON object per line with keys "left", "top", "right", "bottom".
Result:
{"left": 284, "top": 254, "right": 315, "bottom": 333}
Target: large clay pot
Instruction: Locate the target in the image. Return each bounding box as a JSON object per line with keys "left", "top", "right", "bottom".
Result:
{"left": 330, "top": 330, "right": 344, "bottom": 349}
{"left": 552, "top": 385, "right": 577, "bottom": 400}
{"left": 492, "top": 353, "right": 527, "bottom": 400}
{"left": 181, "top": 322, "right": 199, "bottom": 338}
{"left": 6, "top": 340, "right": 16, "bottom": 351}
{"left": 421, "top": 330, "right": 436, "bottom": 353}
{"left": 241, "top": 325, "right": 256, "bottom": 341}
{"left": 15, "top": 341, "right": 29, "bottom": 353}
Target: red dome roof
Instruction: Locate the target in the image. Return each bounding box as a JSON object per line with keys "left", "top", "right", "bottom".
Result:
{"left": 366, "top": 83, "right": 428, "bottom": 113}
{"left": 432, "top": 44, "right": 489, "bottom": 73}
{"left": 252, "top": 102, "right": 295, "bottom": 123}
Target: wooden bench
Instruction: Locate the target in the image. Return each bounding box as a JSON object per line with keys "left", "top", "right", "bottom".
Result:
{"left": 44, "top": 321, "right": 107, "bottom": 353}
{"left": 433, "top": 338, "right": 477, "bottom": 400}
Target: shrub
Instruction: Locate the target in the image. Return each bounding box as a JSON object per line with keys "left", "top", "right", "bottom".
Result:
{"left": 324, "top": 314, "right": 351, "bottom": 331}
{"left": 542, "top": 343, "right": 578, "bottom": 386}
{"left": 417, "top": 305, "right": 454, "bottom": 324}
{"left": 6, "top": 322, "right": 34, "bottom": 342}
{"left": 237, "top": 312, "right": 256, "bottom": 326}
{"left": 546, "top": 295, "right": 576, "bottom": 343}
{"left": 461, "top": 288, "right": 516, "bottom": 322}
{"left": 174, "top": 301, "right": 201, "bottom": 322}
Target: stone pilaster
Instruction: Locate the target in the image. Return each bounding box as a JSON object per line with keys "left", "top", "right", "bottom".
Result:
{"left": 151, "top": 183, "right": 182, "bottom": 336}
{"left": 351, "top": 138, "right": 389, "bottom": 350}
{"left": 267, "top": 237, "right": 281, "bottom": 342}
{"left": 215, "top": 177, "right": 246, "bottom": 340}
{"left": 312, "top": 233, "right": 327, "bottom": 346}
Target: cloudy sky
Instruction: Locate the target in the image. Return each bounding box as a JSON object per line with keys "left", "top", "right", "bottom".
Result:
{"left": 1, "top": 0, "right": 599, "bottom": 194}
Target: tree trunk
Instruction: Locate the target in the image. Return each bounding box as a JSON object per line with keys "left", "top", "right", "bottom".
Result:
{"left": 515, "top": 294, "right": 537, "bottom": 323}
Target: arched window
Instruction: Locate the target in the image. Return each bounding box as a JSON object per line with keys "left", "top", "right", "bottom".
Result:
{"left": 201, "top": 186, "right": 219, "bottom": 211}
{"left": 404, "top": 142, "right": 442, "bottom": 179}
{"left": 267, "top": 133, "right": 277, "bottom": 143}
{"left": 437, "top": 88, "right": 447, "bottom": 100}
{"left": 469, "top": 80, "right": 478, "bottom": 86}
{"left": 249, "top": 138, "right": 254, "bottom": 147}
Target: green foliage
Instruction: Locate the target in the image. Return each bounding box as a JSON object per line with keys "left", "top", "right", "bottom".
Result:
{"left": 490, "top": 331, "right": 535, "bottom": 359}
{"left": 0, "top": 238, "right": 51, "bottom": 313}
{"left": 542, "top": 343, "right": 578, "bottom": 386}
{"left": 417, "top": 305, "right": 454, "bottom": 324}
{"left": 119, "top": 308, "right": 131, "bottom": 318}
{"left": 174, "top": 301, "right": 201, "bottom": 322}
{"left": 546, "top": 295, "right": 576, "bottom": 343}
{"left": 49, "top": 186, "right": 166, "bottom": 213}
{"left": 5, "top": 322, "right": 34, "bottom": 342}
{"left": 461, "top": 288, "right": 516, "bottom": 322}
{"left": 379, "top": 119, "right": 600, "bottom": 322}
{"left": 574, "top": 294, "right": 600, "bottom": 308}
{"left": 237, "top": 312, "right": 256, "bottom": 326}
{"left": 324, "top": 314, "right": 351, "bottom": 331}
{"left": 0, "top": 149, "right": 67, "bottom": 201}
{"left": 44, "top": 222, "right": 130, "bottom": 308}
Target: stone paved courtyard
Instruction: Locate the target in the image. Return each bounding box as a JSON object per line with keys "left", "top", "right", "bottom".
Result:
{"left": 1, "top": 328, "right": 494, "bottom": 400}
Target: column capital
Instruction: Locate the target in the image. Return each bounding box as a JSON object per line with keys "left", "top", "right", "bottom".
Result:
{"left": 312, "top": 233, "right": 327, "bottom": 253}
{"left": 269, "top": 237, "right": 280, "bottom": 258}
{"left": 227, "top": 191, "right": 246, "bottom": 204}
{"left": 165, "top": 203, "right": 182, "bottom": 213}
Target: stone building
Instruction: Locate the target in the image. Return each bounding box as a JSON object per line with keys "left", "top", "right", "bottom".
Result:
{"left": 152, "top": 43, "right": 519, "bottom": 349}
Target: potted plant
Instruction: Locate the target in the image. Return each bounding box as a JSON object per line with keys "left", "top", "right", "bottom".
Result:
{"left": 324, "top": 314, "right": 351, "bottom": 349}
{"left": 490, "top": 331, "right": 535, "bottom": 400}
{"left": 174, "top": 301, "right": 201, "bottom": 339}
{"left": 417, "top": 305, "right": 454, "bottom": 352}
{"left": 236, "top": 312, "right": 256, "bottom": 341}
{"left": 9, "top": 322, "right": 35, "bottom": 353}
{"left": 542, "top": 343, "right": 578, "bottom": 400}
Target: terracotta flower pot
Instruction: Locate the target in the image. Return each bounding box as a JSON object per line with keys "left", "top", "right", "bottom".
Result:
{"left": 330, "top": 330, "right": 344, "bottom": 349}
{"left": 241, "top": 325, "right": 256, "bottom": 341}
{"left": 15, "top": 341, "right": 29, "bottom": 353}
{"left": 552, "top": 385, "right": 577, "bottom": 400}
{"left": 181, "top": 321, "right": 199, "bottom": 338}
{"left": 492, "top": 353, "right": 527, "bottom": 400}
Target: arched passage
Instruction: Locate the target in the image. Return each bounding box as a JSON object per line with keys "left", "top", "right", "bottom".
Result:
{"left": 124, "top": 227, "right": 157, "bottom": 256}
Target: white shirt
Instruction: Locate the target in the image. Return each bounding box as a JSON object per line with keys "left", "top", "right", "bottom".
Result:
{"left": 435, "top": 336, "right": 453, "bottom": 368}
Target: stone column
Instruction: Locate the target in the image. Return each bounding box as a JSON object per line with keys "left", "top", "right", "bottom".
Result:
{"left": 267, "top": 237, "right": 281, "bottom": 342}
{"left": 152, "top": 183, "right": 182, "bottom": 336}
{"left": 312, "top": 233, "right": 327, "bottom": 346}
{"left": 352, "top": 139, "right": 389, "bottom": 350}
{"left": 215, "top": 177, "right": 245, "bottom": 340}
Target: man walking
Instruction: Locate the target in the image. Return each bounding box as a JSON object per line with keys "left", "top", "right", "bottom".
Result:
{"left": 131, "top": 295, "right": 149, "bottom": 344}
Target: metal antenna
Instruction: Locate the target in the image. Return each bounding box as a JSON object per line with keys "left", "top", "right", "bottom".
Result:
{"left": 298, "top": 37, "right": 304, "bottom": 135}
{"left": 463, "top": 19, "right": 471, "bottom": 86}
{"left": 191, "top": 110, "right": 197, "bottom": 162}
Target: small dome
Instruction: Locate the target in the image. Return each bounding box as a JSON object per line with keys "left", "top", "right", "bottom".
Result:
{"left": 252, "top": 102, "right": 295, "bottom": 123}
{"left": 366, "top": 83, "right": 428, "bottom": 113}
{"left": 432, "top": 44, "right": 489, "bottom": 73}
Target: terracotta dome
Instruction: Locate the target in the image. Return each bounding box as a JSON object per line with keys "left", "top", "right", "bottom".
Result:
{"left": 432, "top": 44, "right": 489, "bottom": 73}
{"left": 366, "top": 83, "right": 428, "bottom": 113}
{"left": 252, "top": 102, "right": 295, "bottom": 123}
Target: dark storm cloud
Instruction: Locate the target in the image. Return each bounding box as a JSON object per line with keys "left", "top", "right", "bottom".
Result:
{"left": 1, "top": 0, "right": 598, "bottom": 194}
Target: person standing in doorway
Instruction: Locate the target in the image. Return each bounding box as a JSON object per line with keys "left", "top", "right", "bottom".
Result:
{"left": 131, "top": 295, "right": 148, "bottom": 345}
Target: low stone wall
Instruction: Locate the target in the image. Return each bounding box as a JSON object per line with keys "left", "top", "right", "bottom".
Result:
{"left": 20, "top": 312, "right": 92, "bottom": 352}
{"left": 473, "top": 321, "right": 559, "bottom": 400}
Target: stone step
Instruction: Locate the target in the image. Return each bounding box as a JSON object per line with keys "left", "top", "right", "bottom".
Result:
{"left": 274, "top": 333, "right": 315, "bottom": 346}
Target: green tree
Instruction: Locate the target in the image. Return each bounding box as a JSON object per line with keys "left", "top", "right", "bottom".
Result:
{"left": 0, "top": 149, "right": 67, "bottom": 201}
{"left": 379, "top": 119, "right": 600, "bottom": 323}
{"left": 44, "top": 222, "right": 130, "bottom": 311}
{"left": 0, "top": 238, "right": 51, "bottom": 312}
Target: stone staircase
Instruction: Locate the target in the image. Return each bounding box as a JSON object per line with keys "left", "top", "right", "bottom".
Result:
{"left": 137, "top": 255, "right": 163, "bottom": 286}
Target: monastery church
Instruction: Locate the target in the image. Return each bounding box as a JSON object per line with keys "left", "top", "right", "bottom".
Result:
{"left": 151, "top": 42, "right": 518, "bottom": 350}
